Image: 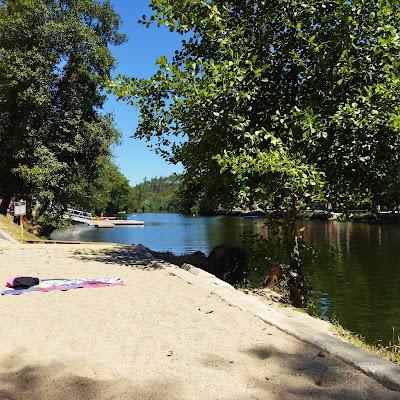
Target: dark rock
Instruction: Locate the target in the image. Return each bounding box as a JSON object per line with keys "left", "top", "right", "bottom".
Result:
{"left": 151, "top": 246, "right": 248, "bottom": 285}
{"left": 150, "top": 250, "right": 209, "bottom": 271}
{"left": 207, "top": 245, "right": 248, "bottom": 284}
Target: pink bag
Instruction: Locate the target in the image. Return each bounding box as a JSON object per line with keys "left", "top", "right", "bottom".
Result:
{"left": 6, "top": 276, "right": 21, "bottom": 288}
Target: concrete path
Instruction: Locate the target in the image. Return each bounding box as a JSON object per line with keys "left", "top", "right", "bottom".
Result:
{"left": 0, "top": 228, "right": 18, "bottom": 243}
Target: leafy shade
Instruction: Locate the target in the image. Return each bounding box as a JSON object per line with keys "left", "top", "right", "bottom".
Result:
{"left": 111, "top": 0, "right": 400, "bottom": 210}
{"left": 0, "top": 0, "right": 125, "bottom": 230}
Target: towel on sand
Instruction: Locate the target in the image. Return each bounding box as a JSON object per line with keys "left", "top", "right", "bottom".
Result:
{"left": 2, "top": 277, "right": 125, "bottom": 295}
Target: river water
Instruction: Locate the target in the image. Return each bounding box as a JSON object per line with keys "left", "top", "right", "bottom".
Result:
{"left": 52, "top": 212, "right": 400, "bottom": 345}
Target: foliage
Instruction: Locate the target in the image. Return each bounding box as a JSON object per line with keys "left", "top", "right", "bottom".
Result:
{"left": 0, "top": 0, "right": 125, "bottom": 230}
{"left": 110, "top": 0, "right": 400, "bottom": 305}
{"left": 130, "top": 175, "right": 183, "bottom": 212}
{"left": 240, "top": 228, "right": 335, "bottom": 298}
{"left": 111, "top": 0, "right": 400, "bottom": 211}
{"left": 82, "top": 158, "right": 136, "bottom": 215}
{"left": 241, "top": 231, "right": 288, "bottom": 287}
{"left": 305, "top": 210, "right": 331, "bottom": 221}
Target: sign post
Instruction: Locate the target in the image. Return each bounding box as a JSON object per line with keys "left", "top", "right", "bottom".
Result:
{"left": 14, "top": 200, "right": 26, "bottom": 243}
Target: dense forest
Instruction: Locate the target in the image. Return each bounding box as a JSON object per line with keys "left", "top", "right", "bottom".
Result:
{"left": 88, "top": 173, "right": 193, "bottom": 215}
{"left": 130, "top": 175, "right": 181, "bottom": 213}
{"left": 89, "top": 173, "right": 202, "bottom": 215}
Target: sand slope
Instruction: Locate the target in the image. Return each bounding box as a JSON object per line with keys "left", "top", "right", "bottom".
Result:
{"left": 0, "top": 244, "right": 397, "bottom": 400}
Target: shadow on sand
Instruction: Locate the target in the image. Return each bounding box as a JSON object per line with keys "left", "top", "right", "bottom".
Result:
{"left": 74, "top": 244, "right": 248, "bottom": 286}
{"left": 200, "top": 343, "right": 399, "bottom": 400}
{"left": 70, "top": 245, "right": 399, "bottom": 399}
{"left": 0, "top": 353, "right": 179, "bottom": 400}
{"left": 1, "top": 343, "right": 398, "bottom": 400}
{"left": 73, "top": 244, "right": 159, "bottom": 269}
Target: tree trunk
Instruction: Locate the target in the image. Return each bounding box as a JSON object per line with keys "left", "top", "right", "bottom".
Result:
{"left": 283, "top": 199, "right": 308, "bottom": 307}
{"left": 26, "top": 198, "right": 33, "bottom": 220}
{"left": 0, "top": 193, "right": 12, "bottom": 216}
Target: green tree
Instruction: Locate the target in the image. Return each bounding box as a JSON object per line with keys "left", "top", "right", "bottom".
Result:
{"left": 0, "top": 0, "right": 125, "bottom": 232}
{"left": 111, "top": 0, "right": 400, "bottom": 305}
{"left": 130, "top": 175, "right": 182, "bottom": 212}
{"left": 81, "top": 157, "right": 135, "bottom": 215}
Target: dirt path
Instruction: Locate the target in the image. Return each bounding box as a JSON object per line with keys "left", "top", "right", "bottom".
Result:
{"left": 0, "top": 244, "right": 398, "bottom": 400}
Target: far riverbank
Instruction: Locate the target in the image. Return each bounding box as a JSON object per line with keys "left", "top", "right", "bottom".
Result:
{"left": 203, "top": 208, "right": 400, "bottom": 223}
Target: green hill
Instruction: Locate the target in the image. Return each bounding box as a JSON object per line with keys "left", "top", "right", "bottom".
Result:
{"left": 130, "top": 175, "right": 181, "bottom": 212}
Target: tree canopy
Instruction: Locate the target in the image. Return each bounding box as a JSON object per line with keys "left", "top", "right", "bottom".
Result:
{"left": 112, "top": 0, "right": 400, "bottom": 211}
{"left": 0, "top": 0, "right": 125, "bottom": 230}
{"left": 130, "top": 175, "right": 183, "bottom": 213}
{"left": 82, "top": 158, "right": 136, "bottom": 216}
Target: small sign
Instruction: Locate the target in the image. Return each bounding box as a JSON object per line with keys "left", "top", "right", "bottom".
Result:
{"left": 14, "top": 200, "right": 26, "bottom": 216}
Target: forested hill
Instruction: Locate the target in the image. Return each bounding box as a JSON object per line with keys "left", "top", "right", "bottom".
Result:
{"left": 130, "top": 175, "right": 181, "bottom": 213}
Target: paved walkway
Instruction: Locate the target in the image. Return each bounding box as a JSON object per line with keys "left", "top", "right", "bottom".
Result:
{"left": 0, "top": 228, "right": 18, "bottom": 243}
{"left": 0, "top": 244, "right": 398, "bottom": 400}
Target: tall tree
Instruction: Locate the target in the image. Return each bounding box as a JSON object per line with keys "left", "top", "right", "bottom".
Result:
{"left": 84, "top": 158, "right": 136, "bottom": 215}
{"left": 0, "top": 0, "right": 125, "bottom": 229}
{"left": 111, "top": 0, "right": 400, "bottom": 304}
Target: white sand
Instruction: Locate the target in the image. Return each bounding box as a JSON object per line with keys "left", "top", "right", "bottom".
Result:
{"left": 0, "top": 244, "right": 398, "bottom": 400}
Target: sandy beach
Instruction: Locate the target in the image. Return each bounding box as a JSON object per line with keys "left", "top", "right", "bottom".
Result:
{"left": 0, "top": 243, "right": 398, "bottom": 400}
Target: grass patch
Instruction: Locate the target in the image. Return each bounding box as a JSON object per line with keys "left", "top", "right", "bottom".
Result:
{"left": 0, "top": 214, "right": 40, "bottom": 242}
{"left": 331, "top": 318, "right": 400, "bottom": 365}
{"left": 253, "top": 287, "right": 400, "bottom": 365}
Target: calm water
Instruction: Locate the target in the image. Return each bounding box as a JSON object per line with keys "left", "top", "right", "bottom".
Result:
{"left": 52, "top": 213, "right": 400, "bottom": 345}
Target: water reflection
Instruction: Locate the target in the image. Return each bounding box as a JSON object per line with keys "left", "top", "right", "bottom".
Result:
{"left": 300, "top": 221, "right": 400, "bottom": 345}
{"left": 52, "top": 214, "right": 400, "bottom": 345}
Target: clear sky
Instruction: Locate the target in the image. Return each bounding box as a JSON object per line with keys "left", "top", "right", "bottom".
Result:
{"left": 104, "top": 0, "right": 184, "bottom": 185}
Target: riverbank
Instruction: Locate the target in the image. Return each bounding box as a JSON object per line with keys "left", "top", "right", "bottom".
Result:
{"left": 0, "top": 242, "right": 399, "bottom": 399}
{"left": 0, "top": 214, "right": 40, "bottom": 242}
{"left": 201, "top": 208, "right": 400, "bottom": 223}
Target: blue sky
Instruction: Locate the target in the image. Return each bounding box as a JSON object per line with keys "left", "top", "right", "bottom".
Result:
{"left": 104, "top": 0, "right": 184, "bottom": 185}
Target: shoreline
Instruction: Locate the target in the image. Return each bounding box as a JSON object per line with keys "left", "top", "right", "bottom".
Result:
{"left": 1, "top": 242, "right": 399, "bottom": 398}
{"left": 14, "top": 236, "right": 400, "bottom": 351}
{"left": 200, "top": 210, "right": 400, "bottom": 224}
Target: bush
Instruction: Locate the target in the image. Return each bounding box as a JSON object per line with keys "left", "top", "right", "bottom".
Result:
{"left": 240, "top": 230, "right": 335, "bottom": 307}
{"left": 240, "top": 232, "right": 288, "bottom": 288}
